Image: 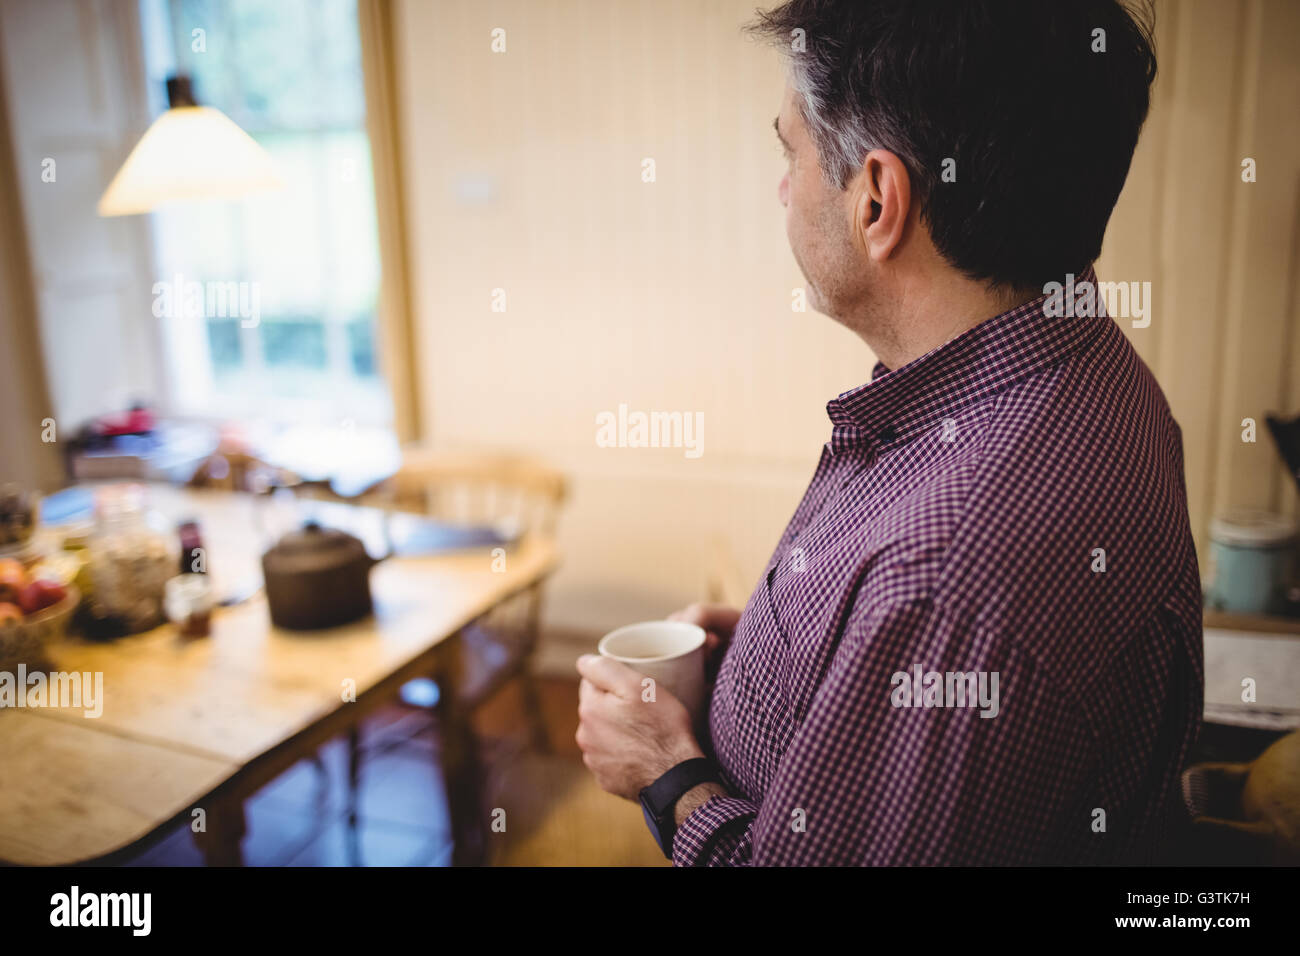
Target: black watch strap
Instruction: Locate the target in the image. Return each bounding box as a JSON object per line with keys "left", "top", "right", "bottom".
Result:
{"left": 639, "top": 757, "right": 721, "bottom": 859}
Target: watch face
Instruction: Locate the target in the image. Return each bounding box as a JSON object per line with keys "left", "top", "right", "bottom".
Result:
{"left": 641, "top": 798, "right": 666, "bottom": 854}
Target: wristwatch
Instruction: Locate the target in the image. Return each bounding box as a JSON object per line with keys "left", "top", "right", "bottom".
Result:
{"left": 639, "top": 757, "right": 722, "bottom": 859}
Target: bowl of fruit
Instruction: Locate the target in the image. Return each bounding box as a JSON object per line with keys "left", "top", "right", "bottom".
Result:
{"left": 0, "top": 557, "right": 78, "bottom": 669}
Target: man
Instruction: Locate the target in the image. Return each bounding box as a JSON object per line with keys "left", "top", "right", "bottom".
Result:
{"left": 576, "top": 0, "right": 1202, "bottom": 865}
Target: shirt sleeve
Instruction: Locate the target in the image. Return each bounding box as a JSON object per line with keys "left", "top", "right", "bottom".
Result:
{"left": 671, "top": 794, "right": 757, "bottom": 866}
{"left": 673, "top": 599, "right": 1097, "bottom": 865}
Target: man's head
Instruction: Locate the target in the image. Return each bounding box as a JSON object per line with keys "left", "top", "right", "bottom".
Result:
{"left": 754, "top": 0, "right": 1156, "bottom": 333}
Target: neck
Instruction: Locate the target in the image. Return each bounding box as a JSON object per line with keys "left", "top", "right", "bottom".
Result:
{"left": 853, "top": 269, "right": 1039, "bottom": 371}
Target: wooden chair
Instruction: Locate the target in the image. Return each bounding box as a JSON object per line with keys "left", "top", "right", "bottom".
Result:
{"left": 377, "top": 447, "right": 566, "bottom": 533}
{"left": 187, "top": 448, "right": 299, "bottom": 494}
{"left": 341, "top": 449, "right": 568, "bottom": 841}
{"left": 286, "top": 448, "right": 566, "bottom": 858}
{"left": 377, "top": 447, "right": 567, "bottom": 745}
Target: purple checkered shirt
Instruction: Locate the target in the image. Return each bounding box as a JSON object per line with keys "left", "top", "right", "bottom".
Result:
{"left": 675, "top": 266, "right": 1204, "bottom": 865}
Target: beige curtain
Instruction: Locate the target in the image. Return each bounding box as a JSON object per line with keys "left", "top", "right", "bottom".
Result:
{"left": 358, "top": 0, "right": 422, "bottom": 444}
{"left": 0, "top": 20, "right": 62, "bottom": 492}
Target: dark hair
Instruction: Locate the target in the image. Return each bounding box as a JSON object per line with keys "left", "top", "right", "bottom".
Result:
{"left": 748, "top": 0, "right": 1157, "bottom": 290}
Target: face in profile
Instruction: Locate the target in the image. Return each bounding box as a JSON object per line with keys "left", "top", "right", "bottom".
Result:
{"left": 774, "top": 81, "right": 867, "bottom": 324}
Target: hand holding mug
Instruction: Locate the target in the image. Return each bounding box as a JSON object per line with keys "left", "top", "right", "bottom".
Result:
{"left": 668, "top": 602, "right": 741, "bottom": 684}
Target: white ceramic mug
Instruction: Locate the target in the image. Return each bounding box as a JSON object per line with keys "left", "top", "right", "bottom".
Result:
{"left": 597, "top": 620, "right": 707, "bottom": 725}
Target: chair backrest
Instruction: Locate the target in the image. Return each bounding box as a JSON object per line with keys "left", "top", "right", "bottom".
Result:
{"left": 188, "top": 450, "right": 298, "bottom": 494}
{"left": 377, "top": 448, "right": 568, "bottom": 539}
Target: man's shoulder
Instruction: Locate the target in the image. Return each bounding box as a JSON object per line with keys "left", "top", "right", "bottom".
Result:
{"left": 861, "top": 320, "right": 1198, "bottom": 670}
{"left": 948, "top": 322, "right": 1197, "bottom": 653}
{"left": 961, "top": 319, "right": 1189, "bottom": 565}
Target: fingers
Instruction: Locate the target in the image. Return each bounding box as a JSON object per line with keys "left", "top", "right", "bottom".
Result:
{"left": 576, "top": 653, "right": 643, "bottom": 698}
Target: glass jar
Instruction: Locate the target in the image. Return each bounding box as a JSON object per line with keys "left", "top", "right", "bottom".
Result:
{"left": 85, "top": 485, "right": 177, "bottom": 636}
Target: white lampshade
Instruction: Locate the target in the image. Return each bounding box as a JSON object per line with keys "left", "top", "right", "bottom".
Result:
{"left": 98, "top": 100, "right": 283, "bottom": 217}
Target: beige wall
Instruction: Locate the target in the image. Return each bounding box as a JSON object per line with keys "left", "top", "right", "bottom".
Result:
{"left": 392, "top": 0, "right": 1300, "bottom": 639}
{"left": 393, "top": 0, "right": 864, "bottom": 636}
{"left": 1097, "top": 0, "right": 1300, "bottom": 560}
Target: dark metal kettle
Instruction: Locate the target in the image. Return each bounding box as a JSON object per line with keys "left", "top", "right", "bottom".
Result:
{"left": 261, "top": 520, "right": 380, "bottom": 630}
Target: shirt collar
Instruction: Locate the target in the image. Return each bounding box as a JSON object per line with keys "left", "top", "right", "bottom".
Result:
{"left": 826, "top": 265, "right": 1107, "bottom": 454}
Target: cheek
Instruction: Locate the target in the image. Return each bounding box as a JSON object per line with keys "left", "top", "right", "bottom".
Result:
{"left": 783, "top": 171, "right": 806, "bottom": 242}
{"left": 785, "top": 203, "right": 803, "bottom": 254}
{"left": 785, "top": 181, "right": 815, "bottom": 251}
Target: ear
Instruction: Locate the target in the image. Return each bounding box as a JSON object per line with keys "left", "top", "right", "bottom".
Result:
{"left": 854, "top": 149, "right": 912, "bottom": 262}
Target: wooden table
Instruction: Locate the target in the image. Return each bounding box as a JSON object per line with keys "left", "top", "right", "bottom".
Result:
{"left": 0, "top": 485, "right": 559, "bottom": 866}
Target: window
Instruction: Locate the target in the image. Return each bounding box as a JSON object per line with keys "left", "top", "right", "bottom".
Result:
{"left": 139, "top": 0, "right": 391, "bottom": 426}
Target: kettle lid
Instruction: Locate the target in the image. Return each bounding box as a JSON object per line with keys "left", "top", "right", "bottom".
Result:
{"left": 264, "top": 520, "right": 370, "bottom": 571}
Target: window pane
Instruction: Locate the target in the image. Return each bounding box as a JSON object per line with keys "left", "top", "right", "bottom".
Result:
{"left": 347, "top": 318, "right": 377, "bottom": 377}
{"left": 206, "top": 317, "right": 243, "bottom": 372}
{"left": 262, "top": 318, "right": 327, "bottom": 370}
{"left": 146, "top": 0, "right": 390, "bottom": 425}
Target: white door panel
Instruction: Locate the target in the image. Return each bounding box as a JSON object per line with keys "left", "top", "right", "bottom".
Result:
{"left": 1, "top": 0, "right": 163, "bottom": 430}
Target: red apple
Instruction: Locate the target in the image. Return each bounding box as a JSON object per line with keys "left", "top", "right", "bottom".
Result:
{"left": 18, "top": 578, "right": 66, "bottom": 616}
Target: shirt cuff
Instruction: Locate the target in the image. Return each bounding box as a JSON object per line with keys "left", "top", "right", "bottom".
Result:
{"left": 671, "top": 794, "right": 757, "bottom": 866}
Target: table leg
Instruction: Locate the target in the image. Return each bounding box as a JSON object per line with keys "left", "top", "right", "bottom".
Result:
{"left": 346, "top": 723, "right": 363, "bottom": 865}
{"left": 434, "top": 631, "right": 487, "bottom": 866}
{"left": 192, "top": 797, "right": 246, "bottom": 866}
{"left": 347, "top": 724, "right": 361, "bottom": 827}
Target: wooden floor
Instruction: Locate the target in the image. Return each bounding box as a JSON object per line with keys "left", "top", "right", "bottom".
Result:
{"left": 478, "top": 679, "right": 670, "bottom": 867}
{"left": 122, "top": 676, "right": 667, "bottom": 867}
